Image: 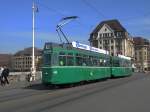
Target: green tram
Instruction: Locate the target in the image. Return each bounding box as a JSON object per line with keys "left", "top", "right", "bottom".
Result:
{"left": 42, "top": 41, "right": 132, "bottom": 85}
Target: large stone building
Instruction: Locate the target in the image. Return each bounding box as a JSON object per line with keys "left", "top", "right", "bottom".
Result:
{"left": 133, "top": 37, "right": 150, "bottom": 71}
{"left": 12, "top": 47, "right": 42, "bottom": 72}
{"left": 89, "top": 19, "right": 134, "bottom": 58}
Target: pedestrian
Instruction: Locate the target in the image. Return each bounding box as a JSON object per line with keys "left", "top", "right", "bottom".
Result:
{"left": 1, "top": 66, "right": 9, "bottom": 85}
{"left": 26, "top": 72, "right": 32, "bottom": 82}
{"left": 0, "top": 67, "right": 4, "bottom": 86}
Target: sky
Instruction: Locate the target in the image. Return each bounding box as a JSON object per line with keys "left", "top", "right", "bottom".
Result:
{"left": 0, "top": 0, "right": 150, "bottom": 54}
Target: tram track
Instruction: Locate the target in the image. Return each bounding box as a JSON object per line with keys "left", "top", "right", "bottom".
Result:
{"left": 0, "top": 89, "right": 52, "bottom": 103}
{"left": 23, "top": 73, "right": 147, "bottom": 112}
{"left": 0, "top": 73, "right": 147, "bottom": 112}
{"left": 0, "top": 81, "right": 57, "bottom": 103}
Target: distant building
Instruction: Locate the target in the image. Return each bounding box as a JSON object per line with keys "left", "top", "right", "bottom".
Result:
{"left": 0, "top": 54, "right": 12, "bottom": 69}
{"left": 133, "top": 37, "right": 150, "bottom": 71}
{"left": 89, "top": 19, "right": 134, "bottom": 59}
{"left": 12, "top": 47, "right": 42, "bottom": 72}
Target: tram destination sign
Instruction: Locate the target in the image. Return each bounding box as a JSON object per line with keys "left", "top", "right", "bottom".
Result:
{"left": 72, "top": 41, "right": 109, "bottom": 54}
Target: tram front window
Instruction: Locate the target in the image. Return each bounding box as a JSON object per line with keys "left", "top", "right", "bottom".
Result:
{"left": 43, "top": 53, "right": 51, "bottom": 65}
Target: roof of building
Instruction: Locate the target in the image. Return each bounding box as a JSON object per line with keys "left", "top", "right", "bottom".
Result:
{"left": 14, "top": 47, "right": 42, "bottom": 56}
{"left": 0, "top": 54, "right": 12, "bottom": 66}
{"left": 133, "top": 37, "right": 150, "bottom": 46}
{"left": 91, "top": 19, "right": 127, "bottom": 34}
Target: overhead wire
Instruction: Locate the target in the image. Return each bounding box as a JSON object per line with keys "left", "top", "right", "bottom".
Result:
{"left": 36, "top": 0, "right": 150, "bottom": 26}
{"left": 81, "top": 0, "right": 107, "bottom": 19}
{"left": 38, "top": 2, "right": 66, "bottom": 17}
{"left": 120, "top": 11, "right": 150, "bottom": 22}
{"left": 38, "top": 1, "right": 95, "bottom": 31}
{"left": 81, "top": 0, "right": 150, "bottom": 29}
{"left": 35, "top": 0, "right": 150, "bottom": 38}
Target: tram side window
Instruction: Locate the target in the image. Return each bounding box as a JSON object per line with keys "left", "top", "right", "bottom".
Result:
{"left": 51, "top": 53, "right": 58, "bottom": 66}
{"left": 128, "top": 61, "right": 131, "bottom": 67}
{"left": 123, "top": 60, "right": 126, "bottom": 67}
{"left": 76, "top": 54, "right": 83, "bottom": 66}
{"left": 120, "top": 59, "right": 129, "bottom": 67}
{"left": 67, "top": 53, "right": 74, "bottom": 66}
{"left": 88, "top": 56, "right": 93, "bottom": 66}
{"left": 121, "top": 59, "right": 126, "bottom": 67}
{"left": 95, "top": 57, "right": 100, "bottom": 66}
{"left": 119, "top": 59, "right": 122, "bottom": 67}
{"left": 99, "top": 56, "right": 106, "bottom": 67}
{"left": 99, "top": 58, "right": 103, "bottom": 66}
{"left": 59, "top": 52, "right": 66, "bottom": 66}
{"left": 82, "top": 55, "right": 88, "bottom": 66}
{"left": 113, "top": 59, "right": 120, "bottom": 67}
{"left": 105, "top": 56, "right": 110, "bottom": 67}
{"left": 124, "top": 60, "right": 131, "bottom": 67}
{"left": 43, "top": 53, "right": 51, "bottom": 65}
{"left": 92, "top": 56, "right": 98, "bottom": 66}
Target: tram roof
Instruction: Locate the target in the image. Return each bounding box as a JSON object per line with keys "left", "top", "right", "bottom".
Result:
{"left": 44, "top": 42, "right": 131, "bottom": 60}
{"left": 44, "top": 42, "right": 109, "bottom": 55}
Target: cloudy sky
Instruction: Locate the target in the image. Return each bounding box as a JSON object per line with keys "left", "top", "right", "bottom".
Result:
{"left": 0, "top": 0, "right": 150, "bottom": 53}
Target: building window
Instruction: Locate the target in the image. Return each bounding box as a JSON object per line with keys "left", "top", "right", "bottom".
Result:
{"left": 99, "top": 41, "right": 102, "bottom": 44}
{"left": 108, "top": 33, "right": 111, "bottom": 37}
{"left": 104, "top": 40, "right": 107, "bottom": 44}
{"left": 93, "top": 40, "right": 98, "bottom": 47}
{"left": 99, "top": 34, "right": 102, "bottom": 37}
{"left": 140, "top": 56, "right": 142, "bottom": 59}
{"left": 145, "top": 56, "right": 147, "bottom": 60}
{"left": 107, "top": 33, "right": 109, "bottom": 37}
{"left": 106, "top": 33, "right": 109, "bottom": 37}
{"left": 103, "top": 33, "right": 106, "bottom": 37}
{"left": 120, "top": 46, "right": 122, "bottom": 50}
{"left": 107, "top": 40, "right": 109, "bottom": 44}
{"left": 103, "top": 33, "right": 107, "bottom": 37}
{"left": 111, "top": 46, "right": 114, "bottom": 50}
{"left": 111, "top": 33, "right": 113, "bottom": 36}
{"left": 111, "top": 40, "right": 114, "bottom": 43}
{"left": 117, "top": 32, "right": 119, "bottom": 37}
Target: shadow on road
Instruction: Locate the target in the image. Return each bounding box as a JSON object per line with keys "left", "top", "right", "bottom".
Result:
{"left": 23, "top": 78, "right": 108, "bottom": 91}
{"left": 22, "top": 83, "right": 61, "bottom": 90}
{"left": 24, "top": 84, "right": 47, "bottom": 90}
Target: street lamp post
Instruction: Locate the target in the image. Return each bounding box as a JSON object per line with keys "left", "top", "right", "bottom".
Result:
{"left": 31, "top": 1, "right": 36, "bottom": 81}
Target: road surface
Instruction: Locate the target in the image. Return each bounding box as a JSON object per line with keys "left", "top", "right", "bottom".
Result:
{"left": 0, "top": 73, "right": 150, "bottom": 112}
